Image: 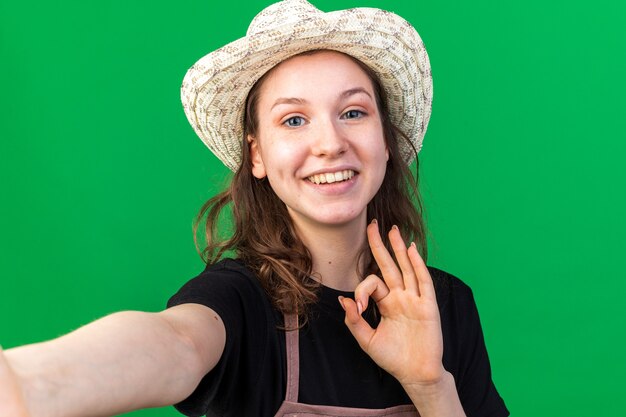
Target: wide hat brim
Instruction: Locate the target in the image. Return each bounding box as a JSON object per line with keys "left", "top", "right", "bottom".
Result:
{"left": 181, "top": 0, "right": 433, "bottom": 172}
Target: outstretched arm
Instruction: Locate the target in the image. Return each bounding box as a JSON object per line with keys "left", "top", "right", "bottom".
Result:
{"left": 339, "top": 221, "right": 466, "bottom": 417}
{"left": 2, "top": 303, "right": 225, "bottom": 417}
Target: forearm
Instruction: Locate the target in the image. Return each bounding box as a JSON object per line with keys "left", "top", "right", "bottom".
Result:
{"left": 403, "top": 371, "right": 466, "bottom": 417}
{"left": 6, "top": 310, "right": 205, "bottom": 417}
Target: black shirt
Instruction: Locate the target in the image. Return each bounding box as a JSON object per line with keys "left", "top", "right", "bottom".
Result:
{"left": 167, "top": 259, "right": 509, "bottom": 417}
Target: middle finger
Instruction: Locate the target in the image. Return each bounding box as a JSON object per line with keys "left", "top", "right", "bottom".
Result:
{"left": 388, "top": 225, "right": 419, "bottom": 294}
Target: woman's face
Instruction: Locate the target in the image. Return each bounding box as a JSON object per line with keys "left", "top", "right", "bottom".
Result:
{"left": 248, "top": 50, "right": 388, "bottom": 231}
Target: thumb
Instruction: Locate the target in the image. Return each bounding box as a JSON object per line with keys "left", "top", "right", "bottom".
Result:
{"left": 338, "top": 297, "right": 375, "bottom": 352}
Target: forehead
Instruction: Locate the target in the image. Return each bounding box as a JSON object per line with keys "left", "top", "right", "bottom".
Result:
{"left": 257, "top": 50, "right": 376, "bottom": 102}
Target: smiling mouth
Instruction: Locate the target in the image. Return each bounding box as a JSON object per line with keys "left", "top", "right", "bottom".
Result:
{"left": 307, "top": 170, "right": 355, "bottom": 185}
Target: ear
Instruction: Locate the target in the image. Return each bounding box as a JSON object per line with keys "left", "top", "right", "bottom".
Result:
{"left": 385, "top": 145, "right": 390, "bottom": 162}
{"left": 248, "top": 134, "right": 267, "bottom": 179}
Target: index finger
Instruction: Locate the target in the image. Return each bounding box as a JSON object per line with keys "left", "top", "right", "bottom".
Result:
{"left": 366, "top": 220, "right": 404, "bottom": 289}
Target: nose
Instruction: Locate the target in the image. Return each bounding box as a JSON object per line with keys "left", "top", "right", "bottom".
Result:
{"left": 311, "top": 119, "right": 348, "bottom": 158}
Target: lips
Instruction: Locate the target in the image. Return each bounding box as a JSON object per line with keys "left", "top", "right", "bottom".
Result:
{"left": 307, "top": 169, "right": 355, "bottom": 185}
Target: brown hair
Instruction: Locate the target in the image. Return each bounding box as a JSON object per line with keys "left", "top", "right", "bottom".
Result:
{"left": 193, "top": 50, "right": 427, "bottom": 317}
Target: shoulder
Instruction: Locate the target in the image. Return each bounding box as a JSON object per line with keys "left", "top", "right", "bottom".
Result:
{"left": 427, "top": 265, "right": 486, "bottom": 353}
{"left": 168, "top": 259, "right": 264, "bottom": 305}
{"left": 427, "top": 265, "right": 471, "bottom": 289}
{"left": 428, "top": 266, "right": 510, "bottom": 416}
{"left": 199, "top": 258, "right": 261, "bottom": 285}
{"left": 167, "top": 259, "right": 284, "bottom": 417}
{"left": 167, "top": 259, "right": 274, "bottom": 331}
{"left": 427, "top": 265, "right": 475, "bottom": 312}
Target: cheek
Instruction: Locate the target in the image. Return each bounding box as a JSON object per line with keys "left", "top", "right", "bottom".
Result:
{"left": 364, "top": 128, "right": 388, "bottom": 161}
{"left": 265, "top": 141, "right": 306, "bottom": 172}
{"left": 369, "top": 133, "right": 389, "bottom": 180}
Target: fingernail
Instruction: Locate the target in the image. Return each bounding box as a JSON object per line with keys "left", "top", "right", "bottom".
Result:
{"left": 338, "top": 296, "right": 346, "bottom": 311}
{"left": 357, "top": 300, "right": 363, "bottom": 315}
{"left": 392, "top": 225, "right": 398, "bottom": 230}
{"left": 410, "top": 242, "right": 416, "bottom": 248}
{"left": 371, "top": 218, "right": 377, "bottom": 225}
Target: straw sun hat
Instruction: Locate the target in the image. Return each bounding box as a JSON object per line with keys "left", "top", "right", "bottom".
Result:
{"left": 181, "top": 0, "right": 432, "bottom": 172}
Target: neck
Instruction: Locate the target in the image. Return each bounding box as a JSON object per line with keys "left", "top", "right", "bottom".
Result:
{"left": 293, "top": 215, "right": 369, "bottom": 291}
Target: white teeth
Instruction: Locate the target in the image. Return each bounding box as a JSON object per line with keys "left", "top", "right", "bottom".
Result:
{"left": 308, "top": 170, "right": 355, "bottom": 184}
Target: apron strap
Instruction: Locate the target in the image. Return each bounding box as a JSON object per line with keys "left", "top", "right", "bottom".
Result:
{"left": 284, "top": 314, "right": 300, "bottom": 403}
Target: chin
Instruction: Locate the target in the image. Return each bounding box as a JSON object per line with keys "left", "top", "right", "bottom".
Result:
{"left": 311, "top": 210, "right": 366, "bottom": 227}
{"left": 287, "top": 203, "right": 368, "bottom": 230}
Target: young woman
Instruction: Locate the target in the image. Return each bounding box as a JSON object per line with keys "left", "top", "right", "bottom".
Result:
{"left": 1, "top": 1, "right": 508, "bottom": 416}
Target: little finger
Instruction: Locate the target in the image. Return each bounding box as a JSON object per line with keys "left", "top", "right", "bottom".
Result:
{"left": 408, "top": 242, "right": 436, "bottom": 301}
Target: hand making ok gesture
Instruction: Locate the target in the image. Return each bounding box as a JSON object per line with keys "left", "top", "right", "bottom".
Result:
{"left": 339, "top": 220, "right": 445, "bottom": 387}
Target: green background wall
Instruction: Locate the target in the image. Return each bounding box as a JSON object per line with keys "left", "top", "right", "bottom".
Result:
{"left": 1, "top": 0, "right": 624, "bottom": 416}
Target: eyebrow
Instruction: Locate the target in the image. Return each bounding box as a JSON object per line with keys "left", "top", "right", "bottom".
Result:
{"left": 339, "top": 87, "right": 373, "bottom": 101}
{"left": 271, "top": 97, "right": 308, "bottom": 110}
{"left": 270, "top": 87, "right": 373, "bottom": 111}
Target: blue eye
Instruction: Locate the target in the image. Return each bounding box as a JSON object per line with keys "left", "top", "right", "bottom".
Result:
{"left": 343, "top": 109, "right": 364, "bottom": 119}
{"left": 284, "top": 116, "right": 305, "bottom": 127}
